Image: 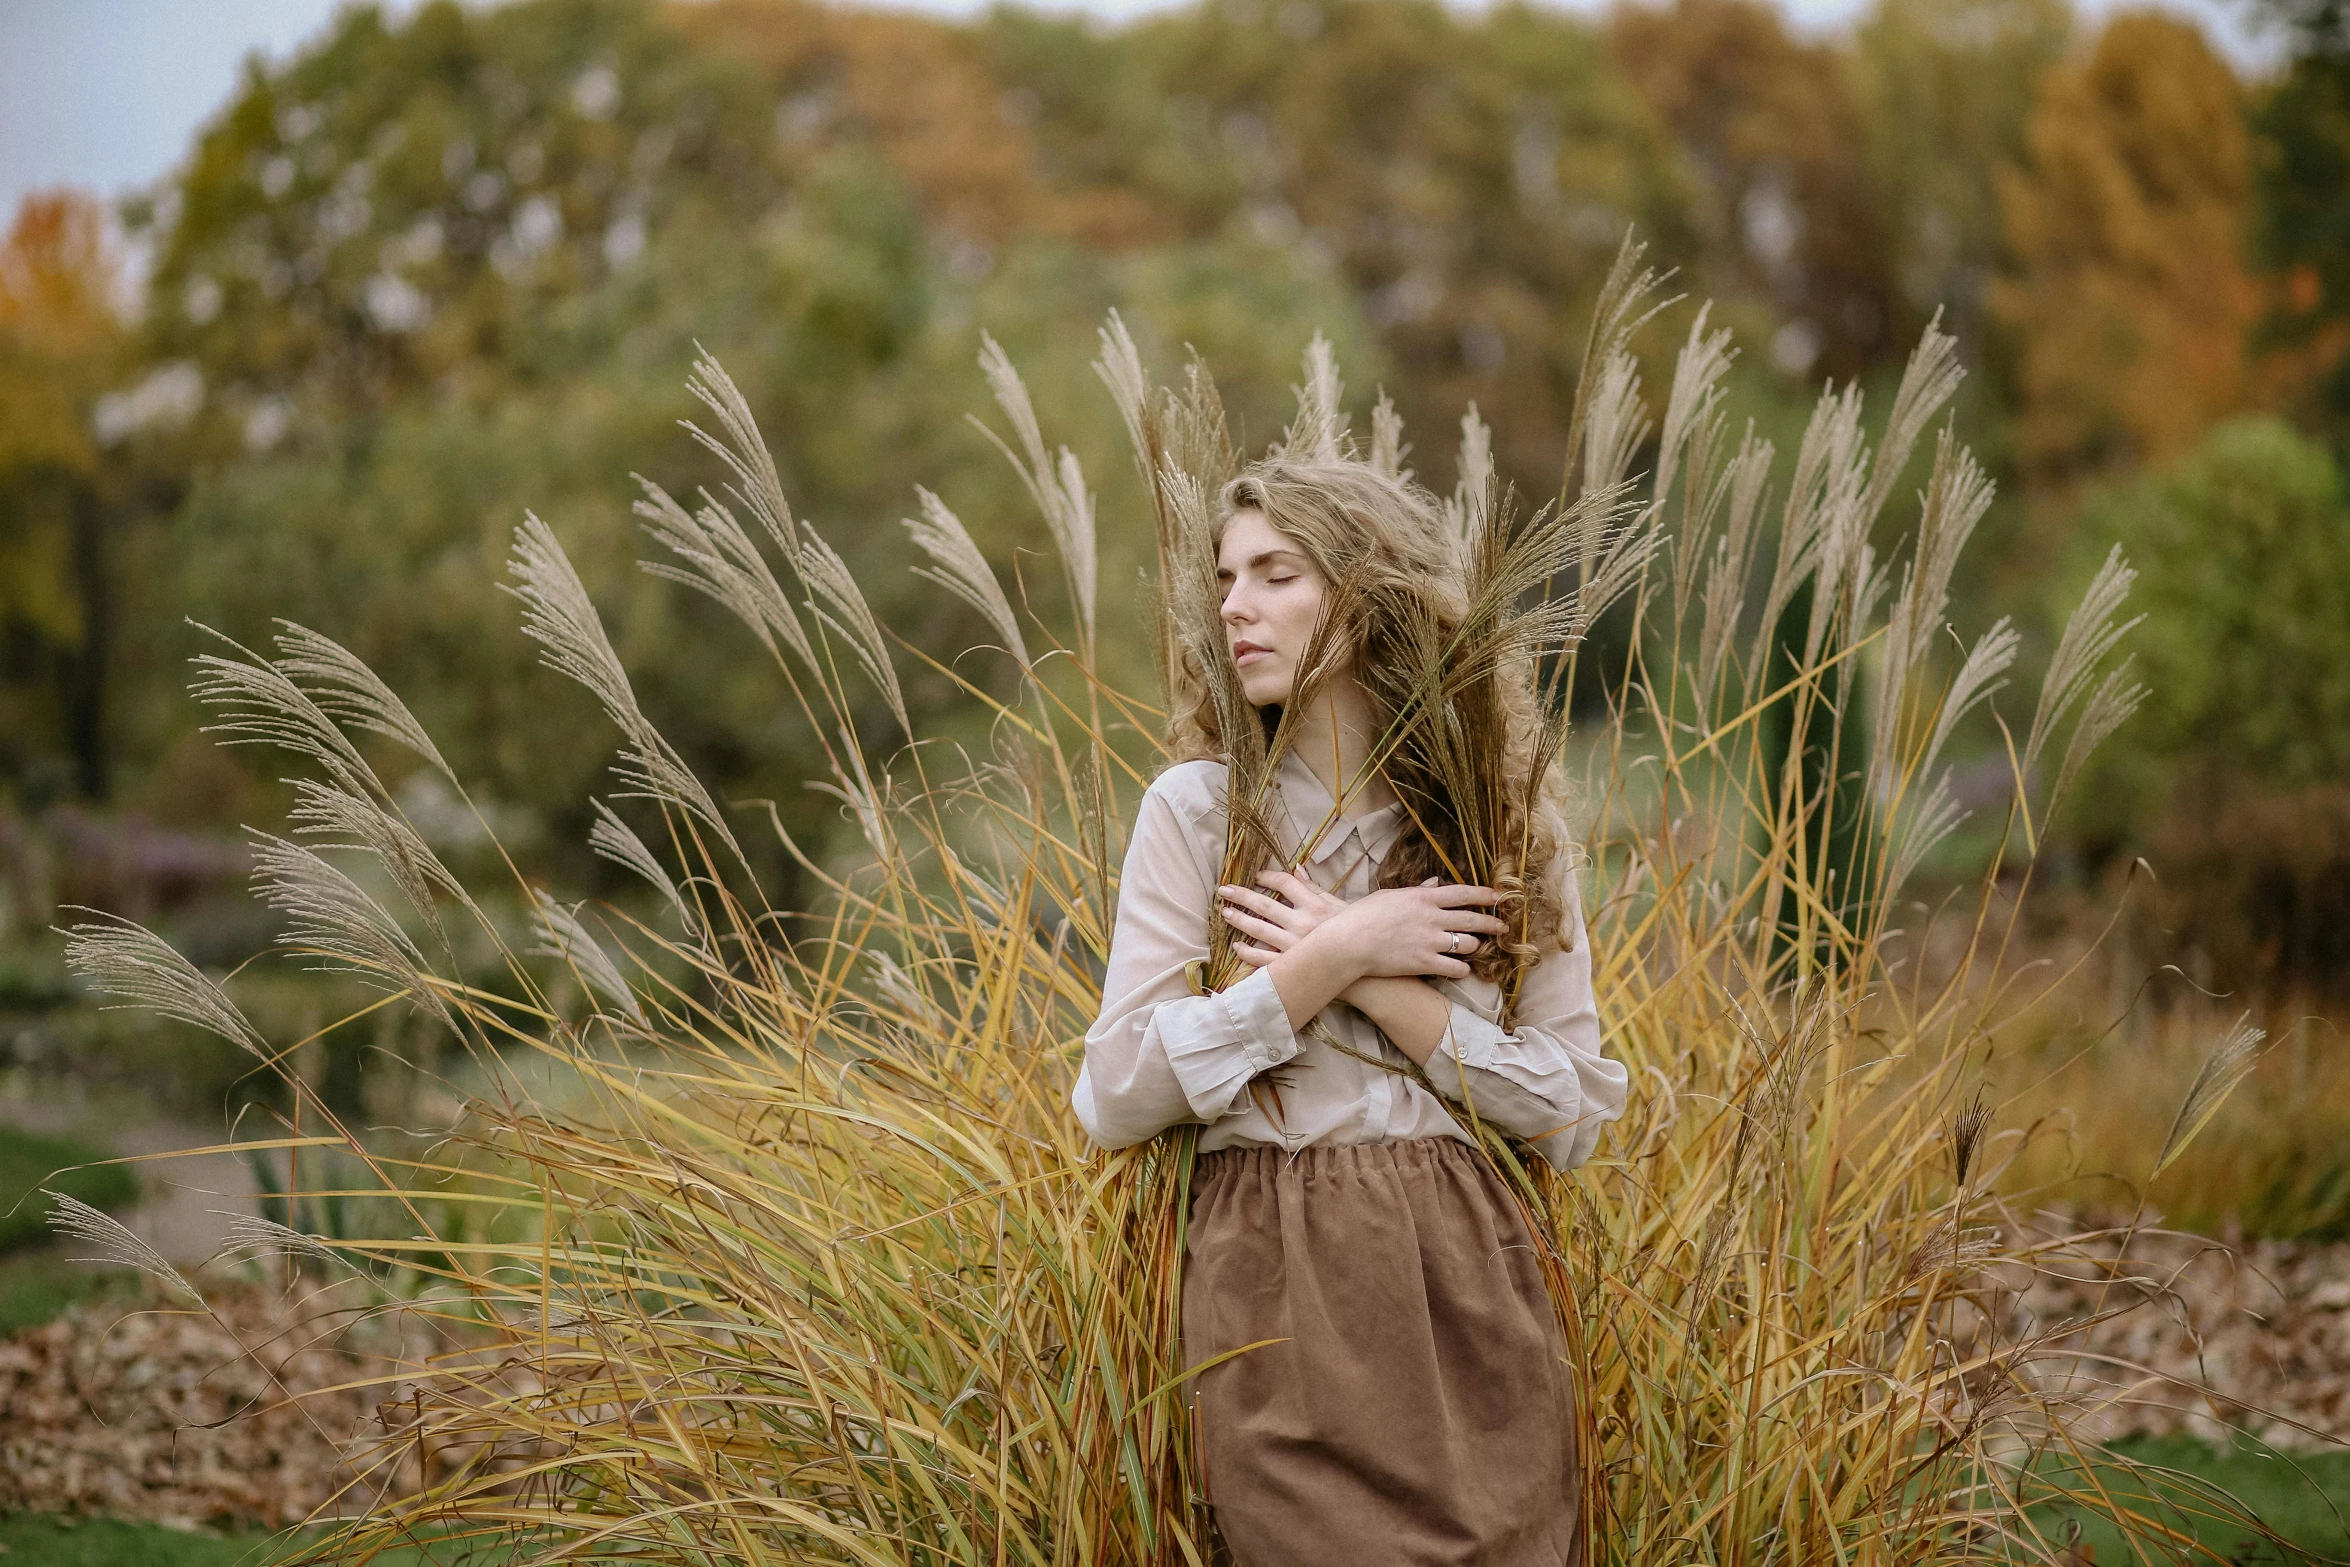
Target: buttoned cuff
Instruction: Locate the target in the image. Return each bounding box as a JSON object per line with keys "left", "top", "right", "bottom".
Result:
{"left": 1160, "top": 966, "right": 1301, "bottom": 1122}
{"left": 1436, "top": 1000, "right": 1512, "bottom": 1073}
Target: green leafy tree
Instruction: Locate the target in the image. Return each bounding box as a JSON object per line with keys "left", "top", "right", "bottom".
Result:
{"left": 1848, "top": 0, "right": 2072, "bottom": 353}
{"left": 2084, "top": 416, "right": 2350, "bottom": 793}
{"left": 1611, "top": 0, "right": 1903, "bottom": 380}
{"left": 2078, "top": 415, "right": 2350, "bottom": 999}
{"left": 115, "top": 0, "right": 1384, "bottom": 887}
{"left": 2249, "top": 0, "right": 2350, "bottom": 450}
{"left": 987, "top": 0, "right": 1690, "bottom": 489}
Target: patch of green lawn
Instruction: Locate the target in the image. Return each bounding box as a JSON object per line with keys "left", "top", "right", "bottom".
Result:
{"left": 0, "top": 1126, "right": 141, "bottom": 1254}
{"left": 16, "top": 1436, "right": 2337, "bottom": 1566}
{"left": 0, "top": 1514, "right": 514, "bottom": 1566}
{"left": 0, "top": 1514, "right": 276, "bottom": 1567}
{"left": 2029, "top": 1433, "right": 2350, "bottom": 1564}
{"left": 0, "top": 1250, "right": 141, "bottom": 1335}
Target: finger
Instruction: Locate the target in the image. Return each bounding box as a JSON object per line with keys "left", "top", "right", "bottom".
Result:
{"left": 1219, "top": 907, "right": 1286, "bottom": 942}
{"left": 1446, "top": 913, "right": 1509, "bottom": 936}
{"left": 1233, "top": 943, "right": 1279, "bottom": 967}
{"left": 1434, "top": 956, "right": 1472, "bottom": 979}
{"left": 1430, "top": 884, "right": 1503, "bottom": 907}
{"left": 1220, "top": 885, "right": 1287, "bottom": 916}
{"left": 1258, "top": 869, "right": 1327, "bottom": 907}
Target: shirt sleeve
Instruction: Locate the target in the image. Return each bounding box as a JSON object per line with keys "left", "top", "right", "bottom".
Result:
{"left": 1423, "top": 863, "right": 1626, "bottom": 1171}
{"left": 1071, "top": 781, "right": 1302, "bottom": 1149}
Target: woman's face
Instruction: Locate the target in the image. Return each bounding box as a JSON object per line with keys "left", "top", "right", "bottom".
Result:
{"left": 1217, "top": 507, "right": 1327, "bottom": 708}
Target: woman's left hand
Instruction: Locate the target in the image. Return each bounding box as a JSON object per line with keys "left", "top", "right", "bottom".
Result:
{"left": 1218, "top": 868, "right": 1346, "bottom": 967}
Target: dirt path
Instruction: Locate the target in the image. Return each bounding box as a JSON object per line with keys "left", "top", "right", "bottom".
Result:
{"left": 0, "top": 1088, "right": 260, "bottom": 1264}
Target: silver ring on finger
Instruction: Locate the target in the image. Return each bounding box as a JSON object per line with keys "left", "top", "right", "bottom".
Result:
{"left": 1446, "top": 931, "right": 1460, "bottom": 955}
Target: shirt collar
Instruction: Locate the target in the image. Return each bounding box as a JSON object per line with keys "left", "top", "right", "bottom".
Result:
{"left": 1272, "top": 750, "right": 1408, "bottom": 871}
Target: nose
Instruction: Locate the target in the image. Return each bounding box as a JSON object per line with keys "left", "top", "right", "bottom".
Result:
{"left": 1221, "top": 579, "right": 1251, "bottom": 625}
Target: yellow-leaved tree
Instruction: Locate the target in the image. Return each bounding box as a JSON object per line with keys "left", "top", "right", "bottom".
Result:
{"left": 1993, "top": 13, "right": 2263, "bottom": 488}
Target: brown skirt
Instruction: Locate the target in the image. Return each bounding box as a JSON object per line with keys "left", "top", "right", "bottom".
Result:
{"left": 1183, "top": 1136, "right": 1581, "bottom": 1567}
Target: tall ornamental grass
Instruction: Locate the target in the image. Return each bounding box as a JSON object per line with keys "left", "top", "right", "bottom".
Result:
{"left": 61, "top": 245, "right": 2278, "bottom": 1564}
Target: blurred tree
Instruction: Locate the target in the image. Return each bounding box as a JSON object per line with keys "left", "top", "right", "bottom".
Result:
{"left": 0, "top": 192, "right": 125, "bottom": 802}
{"left": 2077, "top": 416, "right": 2350, "bottom": 999}
{"left": 2085, "top": 417, "right": 2350, "bottom": 796}
{"left": 1992, "top": 12, "right": 2260, "bottom": 487}
{"left": 681, "top": 0, "right": 1155, "bottom": 248}
{"left": 2247, "top": 0, "right": 2350, "bottom": 450}
{"left": 1848, "top": 0, "right": 2072, "bottom": 352}
{"left": 987, "top": 0, "right": 1691, "bottom": 493}
{"left": 1611, "top": 0, "right": 1902, "bottom": 381}
{"left": 111, "top": 0, "right": 1383, "bottom": 890}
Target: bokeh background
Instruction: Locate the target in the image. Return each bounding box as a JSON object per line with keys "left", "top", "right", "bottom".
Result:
{"left": 1, "top": 0, "right": 2347, "bottom": 1389}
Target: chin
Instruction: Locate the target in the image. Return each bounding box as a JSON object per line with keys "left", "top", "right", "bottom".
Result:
{"left": 1238, "top": 670, "right": 1292, "bottom": 707}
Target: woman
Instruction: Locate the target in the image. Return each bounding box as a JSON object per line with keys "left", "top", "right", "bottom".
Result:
{"left": 1073, "top": 457, "right": 1628, "bottom": 1566}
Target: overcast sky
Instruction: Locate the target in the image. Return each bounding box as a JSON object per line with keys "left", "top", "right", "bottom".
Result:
{"left": 0, "top": 0, "right": 2278, "bottom": 229}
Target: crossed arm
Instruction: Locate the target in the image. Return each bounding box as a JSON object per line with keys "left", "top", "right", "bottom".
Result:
{"left": 1216, "top": 868, "right": 1507, "bottom": 1066}
{"left": 1074, "top": 780, "right": 1625, "bottom": 1168}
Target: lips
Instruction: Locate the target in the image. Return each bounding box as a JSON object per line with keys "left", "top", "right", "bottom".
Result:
{"left": 1230, "top": 641, "right": 1271, "bottom": 667}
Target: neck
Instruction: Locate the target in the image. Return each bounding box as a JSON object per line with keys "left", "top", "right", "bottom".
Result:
{"left": 1282, "top": 670, "right": 1396, "bottom": 816}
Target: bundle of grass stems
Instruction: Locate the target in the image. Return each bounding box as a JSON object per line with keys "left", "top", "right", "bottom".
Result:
{"left": 61, "top": 243, "right": 2285, "bottom": 1564}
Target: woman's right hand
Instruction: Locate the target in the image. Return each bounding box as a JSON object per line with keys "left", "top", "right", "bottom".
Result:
{"left": 1322, "top": 879, "right": 1506, "bottom": 984}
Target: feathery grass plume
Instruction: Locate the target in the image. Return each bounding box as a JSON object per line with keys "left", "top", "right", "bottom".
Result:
{"left": 977, "top": 332, "right": 1098, "bottom": 650}
{"left": 219, "top": 1212, "right": 355, "bottom": 1274}
{"left": 47, "top": 1191, "right": 197, "bottom": 1301}
{"left": 1927, "top": 621, "right": 2023, "bottom": 778}
{"left": 635, "top": 474, "right": 818, "bottom": 672}
{"left": 904, "top": 486, "right": 1031, "bottom": 669}
{"left": 1366, "top": 389, "right": 1408, "bottom": 480}
{"left": 2024, "top": 543, "right": 2141, "bottom": 785}
{"left": 190, "top": 626, "right": 384, "bottom": 797}
{"left": 2152, "top": 1014, "right": 2268, "bottom": 1180}
{"left": 1560, "top": 231, "right": 1668, "bottom": 504}
{"left": 1659, "top": 312, "right": 1738, "bottom": 621}
{"left": 270, "top": 621, "right": 454, "bottom": 783}
{"left": 1870, "top": 428, "right": 1997, "bottom": 796}
{"left": 108, "top": 258, "right": 2292, "bottom": 1567}
{"left": 588, "top": 799, "right": 701, "bottom": 940}
{"left": 1440, "top": 404, "right": 1493, "bottom": 560}
{"left": 1654, "top": 304, "right": 1734, "bottom": 532}
{"left": 249, "top": 832, "right": 454, "bottom": 1034}
{"left": 508, "top": 513, "right": 746, "bottom": 866}
{"left": 798, "top": 520, "right": 913, "bottom": 741}
{"left": 1755, "top": 379, "right": 1863, "bottom": 655}
{"left": 1856, "top": 308, "right": 1963, "bottom": 526}
{"left": 1093, "top": 309, "right": 1152, "bottom": 463}
{"left": 1578, "top": 350, "right": 1650, "bottom": 546}
{"left": 287, "top": 776, "right": 458, "bottom": 946}
{"left": 1276, "top": 331, "right": 1349, "bottom": 462}
{"left": 682, "top": 345, "right": 794, "bottom": 548}
{"left": 530, "top": 890, "right": 645, "bottom": 1026}
{"left": 1693, "top": 426, "right": 1772, "bottom": 706}
{"left": 2049, "top": 660, "right": 2146, "bottom": 816}
{"left": 1879, "top": 620, "right": 2024, "bottom": 897}
{"left": 60, "top": 910, "right": 267, "bottom": 1056}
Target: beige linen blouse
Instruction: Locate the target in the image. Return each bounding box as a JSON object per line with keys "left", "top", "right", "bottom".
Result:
{"left": 1073, "top": 752, "right": 1627, "bottom": 1171}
